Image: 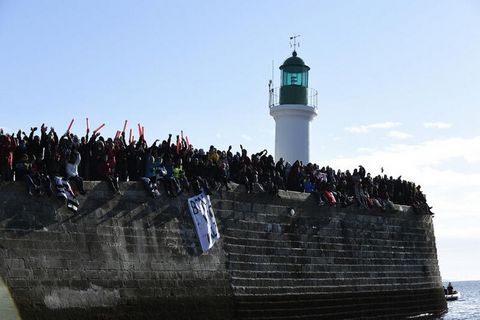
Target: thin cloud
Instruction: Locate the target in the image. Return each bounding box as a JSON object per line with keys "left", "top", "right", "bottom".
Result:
{"left": 356, "top": 147, "right": 376, "bottom": 154}
{"left": 345, "top": 121, "right": 401, "bottom": 133}
{"left": 241, "top": 134, "right": 252, "bottom": 141}
{"left": 324, "top": 136, "right": 480, "bottom": 179}
{"left": 437, "top": 227, "right": 480, "bottom": 239}
{"left": 424, "top": 122, "right": 453, "bottom": 129}
{"left": 320, "top": 136, "right": 480, "bottom": 225}
{"left": 388, "top": 130, "right": 413, "bottom": 139}
{"left": 259, "top": 128, "right": 275, "bottom": 137}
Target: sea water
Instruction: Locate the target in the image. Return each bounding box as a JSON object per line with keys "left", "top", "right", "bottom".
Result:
{"left": 436, "top": 280, "right": 480, "bottom": 320}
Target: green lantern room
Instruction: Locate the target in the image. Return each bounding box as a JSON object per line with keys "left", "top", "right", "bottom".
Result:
{"left": 279, "top": 50, "right": 310, "bottom": 105}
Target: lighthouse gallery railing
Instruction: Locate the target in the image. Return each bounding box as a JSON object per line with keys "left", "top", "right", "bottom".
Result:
{"left": 268, "top": 87, "right": 318, "bottom": 109}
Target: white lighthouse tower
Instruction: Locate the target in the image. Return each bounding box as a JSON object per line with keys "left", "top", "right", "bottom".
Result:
{"left": 269, "top": 47, "right": 317, "bottom": 164}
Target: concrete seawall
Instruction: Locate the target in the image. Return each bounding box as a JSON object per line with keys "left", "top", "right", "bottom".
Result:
{"left": 0, "top": 182, "right": 446, "bottom": 319}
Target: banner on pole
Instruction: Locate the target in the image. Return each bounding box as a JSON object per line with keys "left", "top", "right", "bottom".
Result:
{"left": 187, "top": 192, "right": 220, "bottom": 252}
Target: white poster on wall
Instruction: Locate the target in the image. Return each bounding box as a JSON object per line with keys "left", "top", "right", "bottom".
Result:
{"left": 187, "top": 192, "right": 220, "bottom": 252}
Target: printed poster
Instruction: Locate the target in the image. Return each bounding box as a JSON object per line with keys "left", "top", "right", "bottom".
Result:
{"left": 187, "top": 192, "right": 220, "bottom": 252}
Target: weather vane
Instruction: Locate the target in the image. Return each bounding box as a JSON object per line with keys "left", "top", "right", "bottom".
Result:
{"left": 289, "top": 34, "right": 301, "bottom": 51}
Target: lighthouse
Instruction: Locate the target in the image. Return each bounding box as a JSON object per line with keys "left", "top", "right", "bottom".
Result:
{"left": 269, "top": 48, "right": 317, "bottom": 164}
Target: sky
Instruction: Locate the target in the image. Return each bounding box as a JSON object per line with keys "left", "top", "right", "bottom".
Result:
{"left": 1, "top": 0, "right": 479, "bottom": 280}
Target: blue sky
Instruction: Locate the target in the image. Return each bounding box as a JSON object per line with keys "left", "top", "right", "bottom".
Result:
{"left": 1, "top": 0, "right": 480, "bottom": 280}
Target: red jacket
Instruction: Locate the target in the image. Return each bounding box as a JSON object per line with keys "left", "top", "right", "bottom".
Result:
{"left": 0, "top": 135, "right": 16, "bottom": 168}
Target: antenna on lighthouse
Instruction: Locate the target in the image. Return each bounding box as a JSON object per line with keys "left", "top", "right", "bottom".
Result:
{"left": 271, "top": 59, "right": 275, "bottom": 87}
{"left": 268, "top": 59, "right": 275, "bottom": 108}
{"left": 289, "top": 34, "right": 301, "bottom": 52}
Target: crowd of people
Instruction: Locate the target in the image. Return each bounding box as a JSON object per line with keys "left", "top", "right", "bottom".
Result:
{"left": 0, "top": 124, "right": 434, "bottom": 215}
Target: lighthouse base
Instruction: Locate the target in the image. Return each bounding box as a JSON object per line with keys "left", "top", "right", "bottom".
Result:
{"left": 270, "top": 104, "right": 317, "bottom": 164}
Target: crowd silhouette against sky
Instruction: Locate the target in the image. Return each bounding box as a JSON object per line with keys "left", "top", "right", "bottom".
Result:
{"left": 0, "top": 123, "right": 433, "bottom": 215}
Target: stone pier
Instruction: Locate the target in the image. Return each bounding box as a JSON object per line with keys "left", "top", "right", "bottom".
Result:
{"left": 0, "top": 182, "right": 447, "bottom": 319}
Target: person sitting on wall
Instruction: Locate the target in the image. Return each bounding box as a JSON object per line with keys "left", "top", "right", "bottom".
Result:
{"left": 65, "top": 150, "right": 86, "bottom": 195}
{"left": 98, "top": 153, "right": 120, "bottom": 193}
{"left": 186, "top": 157, "right": 211, "bottom": 195}
{"left": 216, "top": 152, "right": 230, "bottom": 191}
{"left": 378, "top": 185, "right": 395, "bottom": 211}
{"left": 23, "top": 155, "right": 39, "bottom": 195}
{"left": 141, "top": 148, "right": 162, "bottom": 198}
{"left": 287, "top": 160, "right": 304, "bottom": 192}
{"left": 162, "top": 155, "right": 181, "bottom": 197}
{"left": 323, "top": 184, "right": 337, "bottom": 206}
{"left": 303, "top": 175, "right": 315, "bottom": 194}
{"left": 412, "top": 185, "right": 434, "bottom": 215}
{"left": 54, "top": 175, "right": 80, "bottom": 212}
{"left": 312, "top": 176, "right": 326, "bottom": 206}
{"left": 13, "top": 131, "right": 30, "bottom": 180}
{"left": 26, "top": 156, "right": 52, "bottom": 196}
{"left": 203, "top": 159, "right": 219, "bottom": 191}
{"left": 115, "top": 132, "right": 128, "bottom": 182}
{"left": 352, "top": 169, "right": 368, "bottom": 209}
{"left": 0, "top": 131, "right": 17, "bottom": 182}
{"left": 173, "top": 158, "right": 190, "bottom": 193}
{"left": 126, "top": 140, "right": 140, "bottom": 182}
{"left": 251, "top": 169, "right": 265, "bottom": 193}
{"left": 238, "top": 162, "right": 253, "bottom": 194}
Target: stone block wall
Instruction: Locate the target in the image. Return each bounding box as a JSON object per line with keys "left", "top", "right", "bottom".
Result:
{"left": 0, "top": 182, "right": 446, "bottom": 319}
{"left": 0, "top": 182, "right": 233, "bottom": 320}
{"left": 214, "top": 191, "right": 446, "bottom": 319}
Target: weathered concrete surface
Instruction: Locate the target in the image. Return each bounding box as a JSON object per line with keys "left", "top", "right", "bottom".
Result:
{"left": 218, "top": 190, "right": 446, "bottom": 319}
{"left": 0, "top": 277, "right": 21, "bottom": 320}
{"left": 0, "top": 181, "right": 447, "bottom": 319}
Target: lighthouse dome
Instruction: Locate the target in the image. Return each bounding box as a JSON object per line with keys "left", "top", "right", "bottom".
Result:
{"left": 280, "top": 51, "right": 310, "bottom": 71}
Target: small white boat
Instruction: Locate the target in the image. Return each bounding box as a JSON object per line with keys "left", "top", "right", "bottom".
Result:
{"left": 445, "top": 291, "right": 460, "bottom": 301}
